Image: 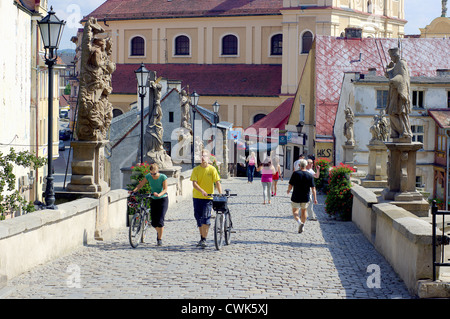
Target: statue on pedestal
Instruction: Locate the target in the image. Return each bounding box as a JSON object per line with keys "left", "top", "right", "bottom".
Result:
{"left": 76, "top": 17, "right": 115, "bottom": 142}
{"left": 369, "top": 111, "right": 389, "bottom": 144}
{"left": 140, "top": 79, "right": 173, "bottom": 168}
{"left": 343, "top": 106, "right": 355, "bottom": 146}
{"left": 384, "top": 47, "right": 412, "bottom": 142}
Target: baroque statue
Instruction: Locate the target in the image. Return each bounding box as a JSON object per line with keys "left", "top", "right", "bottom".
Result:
{"left": 384, "top": 47, "right": 412, "bottom": 142}
{"left": 140, "top": 79, "right": 173, "bottom": 168}
{"left": 369, "top": 111, "right": 389, "bottom": 143}
{"left": 343, "top": 106, "right": 355, "bottom": 146}
{"left": 180, "top": 90, "right": 192, "bottom": 132}
{"left": 76, "top": 17, "right": 116, "bottom": 141}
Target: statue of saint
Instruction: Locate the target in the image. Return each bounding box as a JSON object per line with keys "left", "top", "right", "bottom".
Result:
{"left": 343, "top": 106, "right": 355, "bottom": 146}
{"left": 370, "top": 111, "right": 389, "bottom": 143}
{"left": 179, "top": 90, "right": 192, "bottom": 132}
{"left": 76, "top": 17, "right": 116, "bottom": 141}
{"left": 384, "top": 47, "right": 412, "bottom": 142}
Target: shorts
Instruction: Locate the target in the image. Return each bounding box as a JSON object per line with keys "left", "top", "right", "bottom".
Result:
{"left": 291, "top": 201, "right": 309, "bottom": 209}
{"left": 193, "top": 198, "right": 213, "bottom": 227}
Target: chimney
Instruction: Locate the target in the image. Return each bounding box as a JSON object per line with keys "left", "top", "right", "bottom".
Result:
{"left": 345, "top": 27, "right": 362, "bottom": 39}
{"left": 368, "top": 68, "right": 377, "bottom": 76}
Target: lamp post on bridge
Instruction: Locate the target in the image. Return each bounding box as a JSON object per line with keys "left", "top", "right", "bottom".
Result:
{"left": 135, "top": 63, "right": 151, "bottom": 164}
{"left": 190, "top": 91, "right": 199, "bottom": 168}
{"left": 38, "top": 7, "right": 65, "bottom": 209}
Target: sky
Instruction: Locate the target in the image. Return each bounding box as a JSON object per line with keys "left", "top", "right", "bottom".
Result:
{"left": 49, "top": 0, "right": 446, "bottom": 50}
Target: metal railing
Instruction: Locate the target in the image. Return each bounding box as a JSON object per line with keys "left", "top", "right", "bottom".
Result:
{"left": 431, "top": 201, "right": 450, "bottom": 281}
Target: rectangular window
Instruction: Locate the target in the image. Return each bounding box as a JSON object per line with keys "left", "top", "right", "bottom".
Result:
{"left": 411, "top": 125, "right": 424, "bottom": 143}
{"left": 416, "top": 176, "right": 423, "bottom": 188}
{"left": 169, "top": 112, "right": 174, "bottom": 123}
{"left": 299, "top": 104, "right": 305, "bottom": 122}
{"left": 376, "top": 90, "right": 388, "bottom": 109}
{"left": 412, "top": 90, "right": 424, "bottom": 108}
{"left": 447, "top": 91, "right": 450, "bottom": 108}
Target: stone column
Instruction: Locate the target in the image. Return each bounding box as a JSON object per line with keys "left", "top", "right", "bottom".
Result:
{"left": 66, "top": 140, "right": 110, "bottom": 197}
{"left": 361, "top": 141, "right": 388, "bottom": 188}
{"left": 342, "top": 144, "right": 355, "bottom": 166}
{"left": 381, "top": 142, "right": 429, "bottom": 217}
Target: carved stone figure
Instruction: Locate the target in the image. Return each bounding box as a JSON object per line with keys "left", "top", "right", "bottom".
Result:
{"left": 442, "top": 0, "right": 448, "bottom": 17}
{"left": 343, "top": 106, "right": 355, "bottom": 146}
{"left": 76, "top": 17, "right": 116, "bottom": 141}
{"left": 140, "top": 80, "right": 173, "bottom": 168}
{"left": 370, "top": 111, "right": 389, "bottom": 143}
{"left": 384, "top": 47, "right": 412, "bottom": 142}
{"left": 179, "top": 90, "right": 192, "bottom": 132}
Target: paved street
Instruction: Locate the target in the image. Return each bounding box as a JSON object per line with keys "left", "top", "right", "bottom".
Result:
{"left": 3, "top": 177, "right": 413, "bottom": 299}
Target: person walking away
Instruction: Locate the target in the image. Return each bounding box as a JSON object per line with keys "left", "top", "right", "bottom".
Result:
{"left": 287, "top": 159, "right": 317, "bottom": 233}
{"left": 190, "top": 149, "right": 222, "bottom": 248}
{"left": 293, "top": 154, "right": 305, "bottom": 171}
{"left": 131, "top": 163, "right": 168, "bottom": 246}
{"left": 271, "top": 157, "right": 282, "bottom": 196}
{"left": 246, "top": 151, "right": 257, "bottom": 183}
{"left": 306, "top": 158, "right": 320, "bottom": 221}
{"left": 256, "top": 158, "right": 276, "bottom": 204}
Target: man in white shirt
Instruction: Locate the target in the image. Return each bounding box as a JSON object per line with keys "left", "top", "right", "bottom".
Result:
{"left": 305, "top": 159, "right": 319, "bottom": 221}
{"left": 293, "top": 154, "right": 305, "bottom": 171}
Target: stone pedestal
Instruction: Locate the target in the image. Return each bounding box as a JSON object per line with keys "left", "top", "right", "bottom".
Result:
{"left": 342, "top": 144, "right": 355, "bottom": 166}
{"left": 66, "top": 140, "right": 110, "bottom": 197}
{"left": 361, "top": 142, "right": 388, "bottom": 188}
{"left": 381, "top": 142, "right": 429, "bottom": 217}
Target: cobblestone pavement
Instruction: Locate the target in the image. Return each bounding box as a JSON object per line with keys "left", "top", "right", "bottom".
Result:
{"left": 4, "top": 177, "right": 413, "bottom": 299}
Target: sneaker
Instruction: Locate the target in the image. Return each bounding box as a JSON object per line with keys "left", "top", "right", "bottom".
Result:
{"left": 298, "top": 223, "right": 304, "bottom": 234}
{"left": 196, "top": 240, "right": 203, "bottom": 247}
{"left": 157, "top": 239, "right": 162, "bottom": 246}
{"left": 200, "top": 239, "right": 207, "bottom": 248}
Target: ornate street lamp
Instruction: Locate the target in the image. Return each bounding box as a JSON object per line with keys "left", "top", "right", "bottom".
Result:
{"left": 190, "top": 91, "right": 199, "bottom": 168}
{"left": 38, "top": 7, "right": 65, "bottom": 209}
{"left": 212, "top": 101, "right": 220, "bottom": 155}
{"left": 135, "top": 63, "right": 150, "bottom": 164}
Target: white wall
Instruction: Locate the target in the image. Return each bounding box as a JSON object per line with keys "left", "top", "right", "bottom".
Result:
{"left": 0, "top": 3, "right": 32, "bottom": 200}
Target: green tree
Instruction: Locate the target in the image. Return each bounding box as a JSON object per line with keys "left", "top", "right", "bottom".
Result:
{"left": 0, "top": 148, "right": 46, "bottom": 219}
{"left": 325, "top": 163, "right": 355, "bottom": 221}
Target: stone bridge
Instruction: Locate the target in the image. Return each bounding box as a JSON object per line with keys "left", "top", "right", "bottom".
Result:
{"left": 1, "top": 177, "right": 420, "bottom": 301}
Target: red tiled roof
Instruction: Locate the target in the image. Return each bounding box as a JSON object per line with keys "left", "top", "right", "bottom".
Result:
{"left": 428, "top": 109, "right": 450, "bottom": 129}
{"left": 112, "top": 63, "right": 282, "bottom": 97}
{"left": 247, "top": 97, "right": 294, "bottom": 134}
{"left": 314, "top": 36, "right": 450, "bottom": 136}
{"left": 84, "top": 0, "right": 283, "bottom": 21}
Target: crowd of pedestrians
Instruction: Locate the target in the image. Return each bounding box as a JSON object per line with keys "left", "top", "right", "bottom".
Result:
{"left": 131, "top": 150, "right": 319, "bottom": 248}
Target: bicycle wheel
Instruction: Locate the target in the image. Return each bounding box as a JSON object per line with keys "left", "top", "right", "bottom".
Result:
{"left": 140, "top": 210, "right": 150, "bottom": 244}
{"left": 129, "top": 213, "right": 143, "bottom": 248}
{"left": 224, "top": 212, "right": 232, "bottom": 245}
{"left": 214, "top": 212, "right": 225, "bottom": 250}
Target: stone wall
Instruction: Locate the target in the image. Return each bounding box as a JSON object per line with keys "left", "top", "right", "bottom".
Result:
{"left": 0, "top": 171, "right": 194, "bottom": 287}
{"left": 351, "top": 184, "right": 449, "bottom": 297}
{"left": 0, "top": 189, "right": 128, "bottom": 285}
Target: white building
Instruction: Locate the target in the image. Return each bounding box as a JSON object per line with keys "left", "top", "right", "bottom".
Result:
{"left": 334, "top": 70, "right": 450, "bottom": 196}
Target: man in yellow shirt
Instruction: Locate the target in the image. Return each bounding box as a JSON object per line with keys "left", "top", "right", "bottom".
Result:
{"left": 190, "top": 149, "right": 222, "bottom": 248}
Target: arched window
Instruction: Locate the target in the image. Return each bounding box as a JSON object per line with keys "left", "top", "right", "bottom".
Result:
{"left": 175, "top": 35, "right": 190, "bottom": 56}
{"left": 253, "top": 113, "right": 266, "bottom": 124}
{"left": 130, "top": 36, "right": 145, "bottom": 56}
{"left": 301, "top": 31, "right": 313, "bottom": 54}
{"left": 270, "top": 34, "right": 283, "bottom": 56}
{"left": 367, "top": 0, "right": 373, "bottom": 14}
{"left": 113, "top": 109, "right": 123, "bottom": 118}
{"left": 222, "top": 34, "right": 238, "bottom": 55}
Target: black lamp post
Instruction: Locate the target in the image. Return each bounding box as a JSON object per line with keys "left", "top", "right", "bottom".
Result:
{"left": 135, "top": 63, "right": 150, "bottom": 164}
{"left": 212, "top": 101, "right": 220, "bottom": 155}
{"left": 190, "top": 91, "right": 199, "bottom": 168}
{"left": 38, "top": 7, "right": 65, "bottom": 209}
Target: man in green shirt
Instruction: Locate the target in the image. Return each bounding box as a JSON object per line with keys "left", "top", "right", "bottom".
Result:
{"left": 190, "top": 149, "right": 222, "bottom": 248}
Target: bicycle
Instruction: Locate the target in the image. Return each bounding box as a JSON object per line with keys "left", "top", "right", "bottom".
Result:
{"left": 128, "top": 193, "right": 151, "bottom": 248}
{"left": 209, "top": 189, "right": 237, "bottom": 250}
